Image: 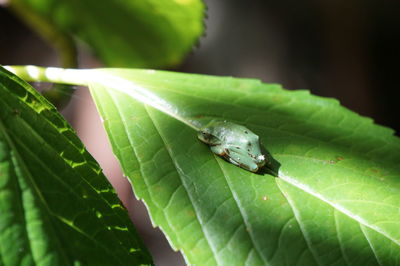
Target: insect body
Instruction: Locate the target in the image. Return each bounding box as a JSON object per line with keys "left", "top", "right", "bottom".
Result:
{"left": 198, "top": 120, "right": 266, "bottom": 172}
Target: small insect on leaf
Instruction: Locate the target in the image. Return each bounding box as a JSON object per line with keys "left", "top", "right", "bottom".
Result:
{"left": 197, "top": 120, "right": 266, "bottom": 172}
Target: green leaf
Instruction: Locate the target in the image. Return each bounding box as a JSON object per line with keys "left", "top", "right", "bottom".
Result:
{"left": 87, "top": 68, "right": 400, "bottom": 265}
{"left": 11, "top": 0, "right": 205, "bottom": 68}
{"left": 0, "top": 66, "right": 152, "bottom": 265}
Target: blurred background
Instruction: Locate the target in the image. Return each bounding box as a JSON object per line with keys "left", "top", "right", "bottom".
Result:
{"left": 1, "top": 0, "right": 399, "bottom": 265}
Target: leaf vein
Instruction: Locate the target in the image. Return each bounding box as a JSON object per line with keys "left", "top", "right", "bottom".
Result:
{"left": 144, "top": 106, "right": 219, "bottom": 265}
{"left": 215, "top": 157, "right": 270, "bottom": 265}
{"left": 276, "top": 180, "right": 322, "bottom": 266}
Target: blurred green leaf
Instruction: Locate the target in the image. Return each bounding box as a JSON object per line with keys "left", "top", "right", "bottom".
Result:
{"left": 10, "top": 0, "right": 205, "bottom": 68}
{"left": 88, "top": 68, "right": 400, "bottom": 265}
{"left": 0, "top": 66, "right": 152, "bottom": 265}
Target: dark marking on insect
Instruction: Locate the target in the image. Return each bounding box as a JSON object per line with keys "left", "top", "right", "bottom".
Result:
{"left": 201, "top": 132, "right": 211, "bottom": 142}
{"left": 197, "top": 120, "right": 273, "bottom": 173}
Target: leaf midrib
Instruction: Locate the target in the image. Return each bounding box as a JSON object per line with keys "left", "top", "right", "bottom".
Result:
{"left": 0, "top": 119, "right": 69, "bottom": 265}
{"left": 278, "top": 172, "right": 400, "bottom": 248}
{"left": 0, "top": 88, "right": 133, "bottom": 265}
{"left": 98, "top": 76, "right": 398, "bottom": 159}
{"left": 276, "top": 154, "right": 399, "bottom": 183}
{"left": 114, "top": 76, "right": 397, "bottom": 145}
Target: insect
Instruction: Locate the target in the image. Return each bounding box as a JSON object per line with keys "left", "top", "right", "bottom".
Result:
{"left": 198, "top": 120, "right": 266, "bottom": 172}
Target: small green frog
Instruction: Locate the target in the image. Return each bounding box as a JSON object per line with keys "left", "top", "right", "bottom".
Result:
{"left": 198, "top": 120, "right": 266, "bottom": 172}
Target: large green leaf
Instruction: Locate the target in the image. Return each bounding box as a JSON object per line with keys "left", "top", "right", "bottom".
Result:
{"left": 10, "top": 0, "right": 205, "bottom": 68}
{"left": 87, "top": 68, "right": 400, "bottom": 265}
{"left": 0, "top": 67, "right": 152, "bottom": 265}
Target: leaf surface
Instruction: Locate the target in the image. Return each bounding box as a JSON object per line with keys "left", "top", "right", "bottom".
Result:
{"left": 0, "top": 66, "right": 152, "bottom": 265}
{"left": 11, "top": 0, "right": 205, "bottom": 68}
{"left": 86, "top": 68, "right": 400, "bottom": 265}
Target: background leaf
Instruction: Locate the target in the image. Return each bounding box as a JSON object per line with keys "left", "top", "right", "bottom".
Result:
{"left": 0, "top": 66, "right": 152, "bottom": 265}
{"left": 10, "top": 0, "right": 205, "bottom": 68}
{"left": 88, "top": 68, "right": 400, "bottom": 265}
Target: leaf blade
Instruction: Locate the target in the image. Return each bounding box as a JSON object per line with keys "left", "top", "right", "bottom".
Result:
{"left": 88, "top": 68, "right": 400, "bottom": 265}
{"left": 0, "top": 66, "right": 152, "bottom": 265}
{"left": 12, "top": 0, "right": 205, "bottom": 68}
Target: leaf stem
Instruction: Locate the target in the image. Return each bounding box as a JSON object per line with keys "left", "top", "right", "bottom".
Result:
{"left": 4, "top": 65, "right": 88, "bottom": 85}
{"left": 5, "top": 65, "right": 201, "bottom": 131}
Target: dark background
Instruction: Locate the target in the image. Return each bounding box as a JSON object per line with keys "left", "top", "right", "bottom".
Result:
{"left": 1, "top": 0, "right": 399, "bottom": 265}
{"left": 1, "top": 0, "right": 399, "bottom": 133}
{"left": 1, "top": 1, "right": 399, "bottom": 134}
{"left": 182, "top": 0, "right": 400, "bottom": 135}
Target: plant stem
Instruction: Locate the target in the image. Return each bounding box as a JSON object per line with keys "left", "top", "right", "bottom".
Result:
{"left": 5, "top": 65, "right": 201, "bottom": 130}
{"left": 5, "top": 65, "right": 88, "bottom": 86}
